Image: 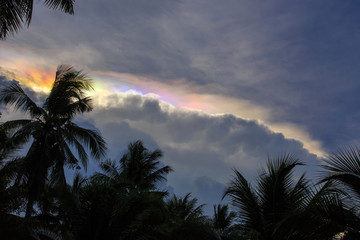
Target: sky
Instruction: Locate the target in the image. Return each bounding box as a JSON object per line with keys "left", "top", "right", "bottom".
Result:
{"left": 1, "top": 0, "right": 360, "bottom": 214}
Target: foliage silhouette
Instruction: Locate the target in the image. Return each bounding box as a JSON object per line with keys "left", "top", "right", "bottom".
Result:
{"left": 1, "top": 70, "right": 360, "bottom": 239}
{"left": 321, "top": 146, "right": 360, "bottom": 238}
{"left": 1, "top": 0, "right": 75, "bottom": 39}
{"left": 51, "top": 141, "right": 173, "bottom": 240}
{"left": 118, "top": 140, "right": 173, "bottom": 191}
{"left": 322, "top": 146, "right": 360, "bottom": 200}
{"left": 224, "top": 154, "right": 356, "bottom": 240}
{"left": 0, "top": 65, "right": 106, "bottom": 218}
{"left": 212, "top": 204, "right": 238, "bottom": 240}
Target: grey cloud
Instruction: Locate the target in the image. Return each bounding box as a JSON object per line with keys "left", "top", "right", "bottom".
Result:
{"left": 85, "top": 94, "right": 322, "bottom": 215}
{"left": 2, "top": 0, "right": 360, "bottom": 177}
{"left": 193, "top": 176, "right": 227, "bottom": 214}
{"left": 5, "top": 0, "right": 360, "bottom": 153}
{"left": 100, "top": 120, "right": 159, "bottom": 160}
{"left": 0, "top": 86, "right": 324, "bottom": 216}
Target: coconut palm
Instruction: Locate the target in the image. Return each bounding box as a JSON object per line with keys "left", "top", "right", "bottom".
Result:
{"left": 322, "top": 146, "right": 360, "bottom": 201}
{"left": 293, "top": 182, "right": 360, "bottom": 240}
{"left": 94, "top": 140, "right": 173, "bottom": 193}
{"left": 162, "top": 193, "right": 212, "bottom": 240}
{"left": 0, "top": 0, "right": 75, "bottom": 39}
{"left": 320, "top": 146, "right": 360, "bottom": 239}
{"left": 119, "top": 140, "right": 173, "bottom": 191}
{"left": 224, "top": 154, "right": 352, "bottom": 240}
{"left": 64, "top": 172, "right": 167, "bottom": 240}
{"left": 212, "top": 204, "right": 238, "bottom": 240}
{"left": 0, "top": 65, "right": 106, "bottom": 218}
{"left": 69, "top": 141, "right": 173, "bottom": 240}
{"left": 166, "top": 193, "right": 205, "bottom": 223}
{"left": 0, "top": 113, "right": 26, "bottom": 160}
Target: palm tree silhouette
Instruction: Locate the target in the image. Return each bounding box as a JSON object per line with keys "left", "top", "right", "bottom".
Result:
{"left": 0, "top": 65, "right": 106, "bottom": 218}
{"left": 320, "top": 146, "right": 360, "bottom": 239}
{"left": 224, "top": 154, "right": 352, "bottom": 240}
{"left": 212, "top": 204, "right": 237, "bottom": 240}
{"left": 1, "top": 0, "right": 75, "bottom": 39}
{"left": 119, "top": 140, "right": 173, "bottom": 191}
{"left": 322, "top": 146, "right": 360, "bottom": 201}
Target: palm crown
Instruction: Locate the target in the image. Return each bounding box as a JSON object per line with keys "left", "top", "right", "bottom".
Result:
{"left": 119, "top": 140, "right": 173, "bottom": 190}
{"left": 223, "top": 155, "right": 354, "bottom": 240}
{"left": 0, "top": 65, "right": 106, "bottom": 217}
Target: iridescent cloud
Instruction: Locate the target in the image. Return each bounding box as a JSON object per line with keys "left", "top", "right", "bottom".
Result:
{"left": 0, "top": 51, "right": 325, "bottom": 157}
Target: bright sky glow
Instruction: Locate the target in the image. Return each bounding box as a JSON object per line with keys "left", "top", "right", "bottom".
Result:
{"left": 0, "top": 61, "right": 325, "bottom": 157}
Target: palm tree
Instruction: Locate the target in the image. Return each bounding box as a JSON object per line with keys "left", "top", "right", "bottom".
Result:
{"left": 0, "top": 113, "right": 26, "bottom": 160}
{"left": 0, "top": 117, "right": 36, "bottom": 239}
{"left": 224, "top": 154, "right": 352, "bottom": 240}
{"left": 62, "top": 172, "right": 166, "bottom": 240}
{"left": 162, "top": 193, "right": 211, "bottom": 240}
{"left": 0, "top": 65, "right": 106, "bottom": 218}
{"left": 321, "top": 146, "right": 360, "bottom": 238}
{"left": 119, "top": 140, "right": 173, "bottom": 191}
{"left": 293, "top": 182, "right": 360, "bottom": 240}
{"left": 93, "top": 140, "right": 173, "bottom": 193}
{"left": 166, "top": 193, "right": 205, "bottom": 223}
{"left": 1, "top": 0, "right": 75, "bottom": 39}
{"left": 67, "top": 141, "right": 173, "bottom": 240}
{"left": 322, "top": 146, "right": 360, "bottom": 201}
{"left": 212, "top": 204, "right": 238, "bottom": 240}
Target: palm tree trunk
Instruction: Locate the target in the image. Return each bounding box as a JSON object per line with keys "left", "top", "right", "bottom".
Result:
{"left": 25, "top": 197, "right": 34, "bottom": 219}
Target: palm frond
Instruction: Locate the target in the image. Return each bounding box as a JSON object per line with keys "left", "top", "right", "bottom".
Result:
{"left": 119, "top": 140, "right": 172, "bottom": 190}
{"left": 223, "top": 168, "right": 262, "bottom": 232}
{"left": 45, "top": 65, "right": 93, "bottom": 117}
{"left": 43, "top": 0, "right": 74, "bottom": 14}
{"left": 0, "top": 83, "right": 44, "bottom": 118}
{"left": 258, "top": 154, "right": 303, "bottom": 205}
{"left": 100, "top": 159, "right": 120, "bottom": 179}
{"left": 1, "top": 0, "right": 75, "bottom": 39}
{"left": 145, "top": 165, "right": 173, "bottom": 187}
{"left": 288, "top": 173, "right": 311, "bottom": 208}
{"left": 65, "top": 122, "right": 107, "bottom": 160}
{"left": 167, "top": 193, "right": 205, "bottom": 221}
{"left": 1, "top": 119, "right": 33, "bottom": 130}
{"left": 63, "top": 129, "right": 89, "bottom": 169}
{"left": 64, "top": 96, "right": 93, "bottom": 118}
{"left": 59, "top": 139, "right": 81, "bottom": 167}
{"left": 323, "top": 146, "right": 360, "bottom": 174}
{"left": 0, "top": 156, "right": 26, "bottom": 181}
{"left": 322, "top": 146, "right": 360, "bottom": 199}
{"left": 11, "top": 120, "right": 42, "bottom": 143}
{"left": 0, "top": 0, "right": 29, "bottom": 39}
{"left": 0, "top": 121, "right": 32, "bottom": 159}
{"left": 72, "top": 172, "right": 86, "bottom": 193}
{"left": 294, "top": 182, "right": 354, "bottom": 239}
{"left": 213, "top": 204, "right": 236, "bottom": 231}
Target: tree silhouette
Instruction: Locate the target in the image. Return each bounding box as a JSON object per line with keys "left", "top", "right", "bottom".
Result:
{"left": 212, "top": 204, "right": 238, "bottom": 240}
{"left": 119, "top": 140, "right": 173, "bottom": 191}
{"left": 0, "top": 65, "right": 106, "bottom": 218}
{"left": 1, "top": 0, "right": 75, "bottom": 39}
{"left": 322, "top": 146, "right": 360, "bottom": 201}
{"left": 320, "top": 146, "right": 360, "bottom": 239}
{"left": 224, "top": 154, "right": 353, "bottom": 240}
